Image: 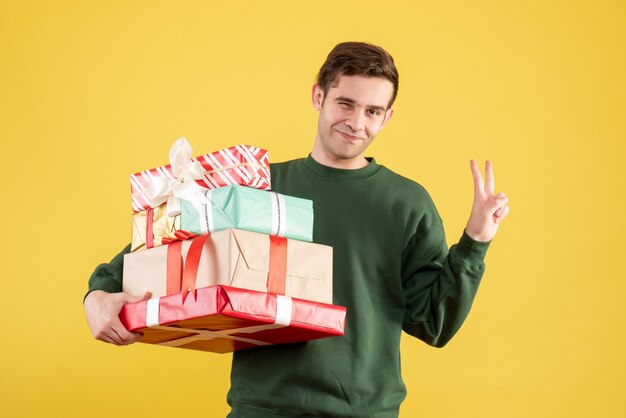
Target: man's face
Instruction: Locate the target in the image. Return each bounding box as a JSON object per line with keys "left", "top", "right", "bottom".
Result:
{"left": 312, "top": 75, "right": 394, "bottom": 167}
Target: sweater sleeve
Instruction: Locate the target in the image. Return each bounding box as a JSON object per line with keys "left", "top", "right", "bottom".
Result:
{"left": 84, "top": 244, "right": 131, "bottom": 301}
{"left": 401, "top": 208, "right": 490, "bottom": 348}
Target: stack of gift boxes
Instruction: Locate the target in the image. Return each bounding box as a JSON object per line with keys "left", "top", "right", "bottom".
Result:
{"left": 119, "top": 138, "right": 346, "bottom": 353}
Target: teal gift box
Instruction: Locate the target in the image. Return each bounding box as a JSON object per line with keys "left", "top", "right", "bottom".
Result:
{"left": 180, "top": 185, "right": 314, "bottom": 242}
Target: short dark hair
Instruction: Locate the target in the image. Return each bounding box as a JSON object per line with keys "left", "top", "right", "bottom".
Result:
{"left": 316, "top": 41, "right": 399, "bottom": 108}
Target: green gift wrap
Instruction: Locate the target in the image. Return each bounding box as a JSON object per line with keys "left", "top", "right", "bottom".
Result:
{"left": 180, "top": 185, "right": 314, "bottom": 242}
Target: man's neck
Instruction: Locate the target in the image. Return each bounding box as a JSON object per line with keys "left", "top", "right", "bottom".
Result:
{"left": 310, "top": 147, "right": 369, "bottom": 170}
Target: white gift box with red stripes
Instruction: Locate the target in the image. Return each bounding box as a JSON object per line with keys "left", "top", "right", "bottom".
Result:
{"left": 130, "top": 143, "right": 271, "bottom": 213}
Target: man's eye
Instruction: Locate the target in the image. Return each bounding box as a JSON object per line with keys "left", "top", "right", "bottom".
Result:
{"left": 368, "top": 109, "right": 381, "bottom": 116}
{"left": 338, "top": 102, "right": 351, "bottom": 108}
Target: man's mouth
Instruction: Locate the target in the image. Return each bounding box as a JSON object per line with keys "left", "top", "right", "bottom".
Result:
{"left": 335, "top": 129, "right": 364, "bottom": 141}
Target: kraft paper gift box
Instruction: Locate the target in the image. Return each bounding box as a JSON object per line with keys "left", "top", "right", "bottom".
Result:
{"left": 181, "top": 185, "right": 313, "bottom": 242}
{"left": 118, "top": 285, "right": 346, "bottom": 353}
{"left": 123, "top": 229, "right": 333, "bottom": 304}
{"left": 130, "top": 138, "right": 270, "bottom": 213}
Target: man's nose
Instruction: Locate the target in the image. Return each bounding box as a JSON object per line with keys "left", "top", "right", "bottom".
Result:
{"left": 345, "top": 110, "right": 366, "bottom": 132}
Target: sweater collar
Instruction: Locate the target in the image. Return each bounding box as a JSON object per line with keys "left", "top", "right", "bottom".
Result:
{"left": 302, "top": 154, "right": 381, "bottom": 181}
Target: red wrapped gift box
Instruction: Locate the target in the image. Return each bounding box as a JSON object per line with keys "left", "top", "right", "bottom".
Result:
{"left": 130, "top": 143, "right": 271, "bottom": 213}
{"left": 119, "top": 285, "right": 346, "bottom": 353}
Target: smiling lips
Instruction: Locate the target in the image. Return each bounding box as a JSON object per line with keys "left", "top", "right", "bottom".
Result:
{"left": 335, "top": 128, "right": 365, "bottom": 141}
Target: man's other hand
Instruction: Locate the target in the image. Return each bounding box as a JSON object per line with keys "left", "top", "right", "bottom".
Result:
{"left": 84, "top": 290, "right": 151, "bottom": 346}
{"left": 465, "top": 160, "right": 510, "bottom": 242}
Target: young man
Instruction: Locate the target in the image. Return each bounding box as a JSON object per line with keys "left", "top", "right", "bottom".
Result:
{"left": 84, "top": 42, "right": 509, "bottom": 417}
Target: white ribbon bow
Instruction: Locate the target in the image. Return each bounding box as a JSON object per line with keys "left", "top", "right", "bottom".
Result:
{"left": 145, "top": 137, "right": 210, "bottom": 216}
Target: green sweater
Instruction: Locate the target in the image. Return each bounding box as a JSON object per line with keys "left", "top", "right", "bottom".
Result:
{"left": 87, "top": 156, "right": 490, "bottom": 418}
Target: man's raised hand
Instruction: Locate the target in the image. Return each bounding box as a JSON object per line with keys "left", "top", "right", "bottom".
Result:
{"left": 465, "top": 160, "right": 510, "bottom": 242}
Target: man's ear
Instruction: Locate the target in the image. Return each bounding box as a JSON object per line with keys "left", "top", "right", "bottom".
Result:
{"left": 312, "top": 84, "right": 324, "bottom": 111}
{"left": 381, "top": 108, "right": 394, "bottom": 129}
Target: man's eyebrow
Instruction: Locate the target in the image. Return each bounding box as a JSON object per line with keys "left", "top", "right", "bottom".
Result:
{"left": 334, "top": 96, "right": 387, "bottom": 111}
{"left": 334, "top": 96, "right": 356, "bottom": 104}
{"left": 367, "top": 104, "right": 387, "bottom": 112}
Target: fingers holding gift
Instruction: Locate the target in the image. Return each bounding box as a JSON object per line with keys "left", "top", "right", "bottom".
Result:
{"left": 112, "top": 323, "right": 143, "bottom": 345}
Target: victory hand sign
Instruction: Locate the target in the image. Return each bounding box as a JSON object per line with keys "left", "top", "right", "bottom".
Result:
{"left": 465, "top": 160, "right": 510, "bottom": 242}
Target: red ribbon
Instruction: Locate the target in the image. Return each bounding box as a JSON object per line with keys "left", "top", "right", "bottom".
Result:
{"left": 267, "top": 236, "right": 287, "bottom": 295}
{"left": 174, "top": 229, "right": 199, "bottom": 241}
{"left": 181, "top": 234, "right": 211, "bottom": 301}
{"left": 146, "top": 207, "right": 155, "bottom": 249}
{"left": 164, "top": 233, "right": 289, "bottom": 301}
{"left": 166, "top": 241, "right": 183, "bottom": 296}
{"left": 162, "top": 229, "right": 199, "bottom": 245}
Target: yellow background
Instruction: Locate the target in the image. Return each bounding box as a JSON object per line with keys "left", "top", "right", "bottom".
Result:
{"left": 1, "top": 1, "right": 624, "bottom": 417}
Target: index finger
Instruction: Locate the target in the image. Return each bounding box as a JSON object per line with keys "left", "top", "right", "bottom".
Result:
{"left": 470, "top": 159, "right": 484, "bottom": 195}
